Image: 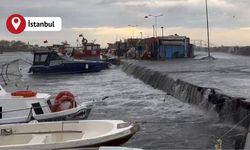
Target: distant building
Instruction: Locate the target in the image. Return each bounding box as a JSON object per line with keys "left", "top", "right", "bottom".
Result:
{"left": 108, "top": 41, "right": 127, "bottom": 57}
{"left": 157, "top": 35, "right": 194, "bottom": 59}
{"left": 108, "top": 34, "right": 194, "bottom": 60}
{"left": 0, "top": 40, "right": 10, "bottom": 47}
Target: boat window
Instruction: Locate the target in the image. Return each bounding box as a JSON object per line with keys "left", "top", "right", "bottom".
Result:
{"left": 40, "top": 55, "right": 48, "bottom": 62}
{"left": 50, "top": 53, "right": 62, "bottom": 60}
{"left": 34, "top": 55, "right": 40, "bottom": 62}
{"left": 93, "top": 45, "right": 98, "bottom": 51}
{"left": 32, "top": 103, "right": 44, "bottom": 115}
{"left": 0, "top": 107, "right": 2, "bottom": 119}
{"left": 87, "top": 45, "right": 92, "bottom": 50}
{"left": 34, "top": 54, "right": 48, "bottom": 63}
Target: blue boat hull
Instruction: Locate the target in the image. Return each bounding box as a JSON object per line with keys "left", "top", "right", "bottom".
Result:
{"left": 29, "top": 62, "right": 103, "bottom": 74}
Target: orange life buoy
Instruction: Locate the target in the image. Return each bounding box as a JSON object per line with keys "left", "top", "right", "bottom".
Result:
{"left": 11, "top": 91, "right": 37, "bottom": 97}
{"left": 52, "top": 91, "right": 77, "bottom": 112}
{"left": 55, "top": 91, "right": 74, "bottom": 100}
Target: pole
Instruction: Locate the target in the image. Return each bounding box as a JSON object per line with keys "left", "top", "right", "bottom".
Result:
{"left": 140, "top": 32, "right": 142, "bottom": 39}
{"left": 205, "top": 0, "right": 210, "bottom": 57}
{"left": 145, "top": 14, "right": 163, "bottom": 38}
{"left": 155, "top": 16, "right": 157, "bottom": 37}
{"left": 161, "top": 27, "right": 164, "bottom": 37}
{"left": 152, "top": 25, "right": 155, "bottom": 37}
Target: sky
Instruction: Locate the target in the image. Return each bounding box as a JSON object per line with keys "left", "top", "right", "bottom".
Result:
{"left": 1, "top": 0, "right": 250, "bottom": 47}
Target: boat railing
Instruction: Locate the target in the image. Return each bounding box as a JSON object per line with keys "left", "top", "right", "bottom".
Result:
{"left": 1, "top": 59, "right": 32, "bottom": 85}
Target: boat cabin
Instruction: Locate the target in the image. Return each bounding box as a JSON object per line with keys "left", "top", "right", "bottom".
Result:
{"left": 32, "top": 51, "right": 64, "bottom": 66}
{"left": 30, "top": 50, "right": 106, "bottom": 74}
{"left": 0, "top": 85, "right": 52, "bottom": 124}
{"left": 73, "top": 43, "right": 101, "bottom": 60}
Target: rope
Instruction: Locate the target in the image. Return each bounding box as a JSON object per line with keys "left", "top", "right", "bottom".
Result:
{"left": 214, "top": 113, "right": 250, "bottom": 150}
{"left": 19, "top": 58, "right": 33, "bottom": 65}
{"left": 75, "top": 101, "right": 83, "bottom": 107}
{"left": 218, "top": 113, "right": 250, "bottom": 140}
{"left": 26, "top": 107, "right": 33, "bottom": 122}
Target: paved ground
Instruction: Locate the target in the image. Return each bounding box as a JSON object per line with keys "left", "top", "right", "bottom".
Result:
{"left": 124, "top": 51, "right": 250, "bottom": 99}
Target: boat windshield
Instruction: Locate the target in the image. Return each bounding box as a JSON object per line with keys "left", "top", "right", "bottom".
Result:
{"left": 50, "top": 53, "right": 63, "bottom": 60}
{"left": 34, "top": 54, "right": 48, "bottom": 64}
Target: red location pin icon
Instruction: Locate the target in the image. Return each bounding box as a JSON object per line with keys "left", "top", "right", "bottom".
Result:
{"left": 6, "top": 14, "right": 26, "bottom": 34}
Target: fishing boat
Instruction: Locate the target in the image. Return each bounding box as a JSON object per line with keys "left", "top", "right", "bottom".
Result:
{"left": 73, "top": 42, "right": 102, "bottom": 61}
{"left": 29, "top": 50, "right": 109, "bottom": 74}
{"left": 72, "top": 36, "right": 115, "bottom": 66}
{"left": 0, "top": 120, "right": 139, "bottom": 149}
{"left": 72, "top": 36, "right": 102, "bottom": 61}
{"left": 0, "top": 85, "right": 93, "bottom": 124}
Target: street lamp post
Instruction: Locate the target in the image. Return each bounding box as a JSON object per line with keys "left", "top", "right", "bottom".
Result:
{"left": 145, "top": 14, "right": 163, "bottom": 37}
{"left": 205, "top": 0, "right": 211, "bottom": 57}
{"left": 152, "top": 25, "right": 155, "bottom": 37}
{"left": 201, "top": 0, "right": 214, "bottom": 60}
{"left": 161, "top": 26, "right": 164, "bottom": 37}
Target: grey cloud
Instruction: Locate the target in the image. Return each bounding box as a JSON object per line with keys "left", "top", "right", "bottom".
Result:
{"left": 1, "top": 0, "right": 250, "bottom": 46}
{"left": 1, "top": 0, "right": 250, "bottom": 29}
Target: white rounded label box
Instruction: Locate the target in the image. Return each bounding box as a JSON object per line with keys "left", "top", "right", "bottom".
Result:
{"left": 24, "top": 17, "right": 62, "bottom": 31}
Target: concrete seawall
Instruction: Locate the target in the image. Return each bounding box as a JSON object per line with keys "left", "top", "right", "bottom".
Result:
{"left": 121, "top": 53, "right": 250, "bottom": 148}
{"left": 122, "top": 62, "right": 250, "bottom": 127}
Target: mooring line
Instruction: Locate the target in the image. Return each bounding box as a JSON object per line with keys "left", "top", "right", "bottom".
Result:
{"left": 218, "top": 113, "right": 250, "bottom": 140}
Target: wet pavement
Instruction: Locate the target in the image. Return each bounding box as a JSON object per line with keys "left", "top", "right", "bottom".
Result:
{"left": 125, "top": 52, "right": 250, "bottom": 99}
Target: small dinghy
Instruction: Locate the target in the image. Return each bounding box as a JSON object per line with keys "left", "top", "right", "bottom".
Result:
{"left": 0, "top": 85, "right": 93, "bottom": 124}
{"left": 0, "top": 120, "right": 139, "bottom": 149}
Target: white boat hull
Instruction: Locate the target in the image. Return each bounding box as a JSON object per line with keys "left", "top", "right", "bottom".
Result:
{"left": 0, "top": 120, "right": 139, "bottom": 149}
{"left": 0, "top": 85, "right": 93, "bottom": 125}
{"left": 0, "top": 101, "right": 93, "bottom": 125}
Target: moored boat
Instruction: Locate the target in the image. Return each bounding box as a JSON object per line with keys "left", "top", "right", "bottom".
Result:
{"left": 29, "top": 50, "right": 109, "bottom": 74}
{"left": 0, "top": 85, "right": 93, "bottom": 124}
{"left": 73, "top": 42, "right": 102, "bottom": 61}
{"left": 0, "top": 120, "right": 139, "bottom": 149}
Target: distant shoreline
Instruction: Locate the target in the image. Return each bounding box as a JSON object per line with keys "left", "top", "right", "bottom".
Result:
{"left": 0, "top": 47, "right": 45, "bottom": 52}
